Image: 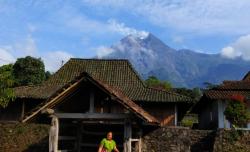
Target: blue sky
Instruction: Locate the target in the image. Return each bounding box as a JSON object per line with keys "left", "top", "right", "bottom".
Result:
{"left": 1, "top": 0, "right": 250, "bottom": 71}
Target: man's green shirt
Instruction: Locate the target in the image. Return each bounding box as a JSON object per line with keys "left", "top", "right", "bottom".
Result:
{"left": 100, "top": 138, "right": 116, "bottom": 152}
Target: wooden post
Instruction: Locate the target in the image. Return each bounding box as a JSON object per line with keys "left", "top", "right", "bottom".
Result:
{"left": 21, "top": 100, "right": 25, "bottom": 120}
{"left": 76, "top": 123, "right": 82, "bottom": 152}
{"left": 139, "top": 138, "right": 142, "bottom": 152}
{"left": 124, "top": 120, "right": 132, "bottom": 152}
{"left": 138, "top": 128, "right": 142, "bottom": 152}
{"left": 89, "top": 90, "right": 94, "bottom": 113}
{"left": 175, "top": 104, "right": 178, "bottom": 126}
{"left": 49, "top": 115, "right": 59, "bottom": 152}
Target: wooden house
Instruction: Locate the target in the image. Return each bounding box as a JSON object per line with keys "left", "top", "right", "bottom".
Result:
{"left": 193, "top": 72, "right": 250, "bottom": 129}
{"left": 0, "top": 59, "right": 191, "bottom": 152}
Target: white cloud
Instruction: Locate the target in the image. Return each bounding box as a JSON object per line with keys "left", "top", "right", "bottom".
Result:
{"left": 66, "top": 15, "right": 109, "bottom": 34}
{"left": 107, "top": 19, "right": 149, "bottom": 38}
{"left": 0, "top": 34, "right": 37, "bottom": 66}
{"left": 63, "top": 12, "right": 149, "bottom": 38}
{"left": 221, "top": 34, "right": 250, "bottom": 60}
{"left": 0, "top": 34, "right": 73, "bottom": 72}
{"left": 42, "top": 51, "right": 74, "bottom": 72}
{"left": 0, "top": 48, "right": 15, "bottom": 66}
{"left": 172, "top": 36, "right": 184, "bottom": 43}
{"left": 14, "top": 35, "right": 37, "bottom": 56}
{"left": 28, "top": 24, "right": 37, "bottom": 33}
{"left": 82, "top": 0, "right": 250, "bottom": 35}
{"left": 221, "top": 47, "right": 241, "bottom": 59}
{"left": 56, "top": 5, "right": 149, "bottom": 37}
{"left": 95, "top": 46, "right": 115, "bottom": 58}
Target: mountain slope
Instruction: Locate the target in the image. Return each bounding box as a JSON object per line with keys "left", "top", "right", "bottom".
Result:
{"left": 102, "top": 33, "right": 250, "bottom": 88}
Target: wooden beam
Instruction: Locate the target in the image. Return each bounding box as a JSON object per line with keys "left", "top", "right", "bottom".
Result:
{"left": 89, "top": 90, "right": 94, "bottom": 113}
{"left": 55, "top": 113, "right": 129, "bottom": 120}
{"left": 81, "top": 128, "right": 123, "bottom": 136}
{"left": 130, "top": 139, "right": 140, "bottom": 142}
{"left": 80, "top": 120, "right": 125, "bottom": 125}
{"left": 22, "top": 77, "right": 84, "bottom": 123}
{"left": 80, "top": 143, "right": 123, "bottom": 148}
{"left": 59, "top": 136, "right": 76, "bottom": 140}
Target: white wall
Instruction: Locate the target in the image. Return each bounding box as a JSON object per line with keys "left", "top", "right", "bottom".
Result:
{"left": 218, "top": 100, "right": 230, "bottom": 128}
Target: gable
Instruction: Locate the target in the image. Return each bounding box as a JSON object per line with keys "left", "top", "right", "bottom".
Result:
{"left": 22, "top": 72, "right": 159, "bottom": 124}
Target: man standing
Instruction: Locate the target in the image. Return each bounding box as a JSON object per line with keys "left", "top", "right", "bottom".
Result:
{"left": 98, "top": 132, "right": 119, "bottom": 152}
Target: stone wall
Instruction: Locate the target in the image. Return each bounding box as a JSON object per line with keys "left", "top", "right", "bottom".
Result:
{"left": 142, "top": 127, "right": 250, "bottom": 152}
{"left": 2, "top": 123, "right": 250, "bottom": 152}
{"left": 213, "top": 129, "right": 250, "bottom": 152}
{"left": 0, "top": 123, "right": 50, "bottom": 152}
{"left": 142, "top": 127, "right": 216, "bottom": 152}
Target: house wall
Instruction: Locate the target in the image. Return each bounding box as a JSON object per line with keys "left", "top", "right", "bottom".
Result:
{"left": 55, "top": 87, "right": 90, "bottom": 113}
{"left": 199, "top": 99, "right": 249, "bottom": 129}
{"left": 0, "top": 98, "right": 45, "bottom": 122}
{"left": 217, "top": 100, "right": 230, "bottom": 129}
{"left": 0, "top": 100, "right": 22, "bottom": 121}
{"left": 198, "top": 101, "right": 218, "bottom": 129}
{"left": 139, "top": 103, "right": 176, "bottom": 126}
{"left": 54, "top": 83, "right": 126, "bottom": 114}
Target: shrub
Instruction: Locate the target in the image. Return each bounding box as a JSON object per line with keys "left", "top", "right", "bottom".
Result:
{"left": 224, "top": 94, "right": 250, "bottom": 128}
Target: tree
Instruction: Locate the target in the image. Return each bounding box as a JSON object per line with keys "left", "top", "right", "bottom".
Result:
{"left": 203, "top": 82, "right": 218, "bottom": 89}
{"left": 45, "top": 71, "right": 52, "bottom": 80}
{"left": 13, "top": 56, "right": 46, "bottom": 86}
{"left": 0, "top": 64, "right": 15, "bottom": 108}
{"left": 224, "top": 94, "right": 250, "bottom": 128}
{"left": 145, "top": 76, "right": 172, "bottom": 90}
{"left": 174, "top": 87, "right": 202, "bottom": 101}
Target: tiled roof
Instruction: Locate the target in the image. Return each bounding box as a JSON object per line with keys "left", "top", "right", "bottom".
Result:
{"left": 204, "top": 79, "right": 250, "bottom": 100}
{"left": 193, "top": 73, "right": 250, "bottom": 113}
{"left": 205, "top": 90, "right": 250, "bottom": 100}
{"left": 15, "top": 58, "right": 191, "bottom": 103}
{"left": 14, "top": 85, "right": 63, "bottom": 99}
{"left": 217, "top": 81, "right": 250, "bottom": 90}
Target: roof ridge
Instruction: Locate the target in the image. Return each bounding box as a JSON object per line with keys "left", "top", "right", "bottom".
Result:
{"left": 126, "top": 61, "right": 147, "bottom": 87}
{"left": 71, "top": 58, "right": 130, "bottom": 61}
{"left": 242, "top": 71, "right": 250, "bottom": 81}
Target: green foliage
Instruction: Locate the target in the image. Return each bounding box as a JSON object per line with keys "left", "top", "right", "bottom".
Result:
{"left": 0, "top": 64, "right": 15, "bottom": 108}
{"left": 203, "top": 82, "right": 218, "bottom": 89}
{"left": 180, "top": 114, "right": 198, "bottom": 127}
{"left": 181, "top": 119, "right": 194, "bottom": 127}
{"left": 45, "top": 71, "right": 52, "bottom": 80}
{"left": 224, "top": 98, "right": 250, "bottom": 128}
{"left": 174, "top": 87, "right": 202, "bottom": 101}
{"left": 145, "top": 76, "right": 172, "bottom": 90}
{"left": 13, "top": 56, "right": 46, "bottom": 86}
{"left": 224, "top": 130, "right": 243, "bottom": 143}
